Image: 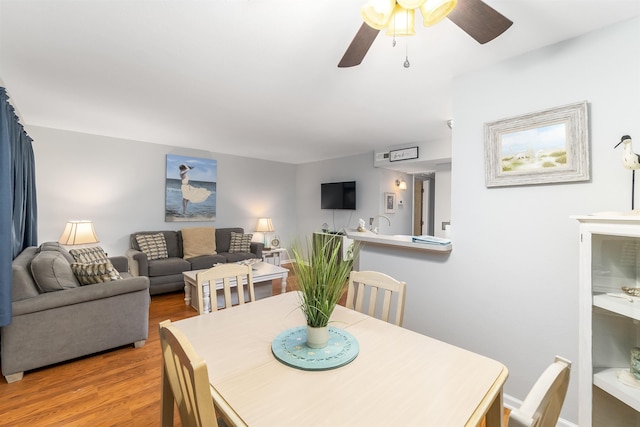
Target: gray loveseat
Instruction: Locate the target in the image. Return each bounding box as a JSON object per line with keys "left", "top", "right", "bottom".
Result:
{"left": 2, "top": 242, "right": 150, "bottom": 383}
{"left": 126, "top": 227, "right": 263, "bottom": 295}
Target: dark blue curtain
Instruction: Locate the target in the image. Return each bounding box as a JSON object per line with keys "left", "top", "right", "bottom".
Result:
{"left": 0, "top": 87, "right": 38, "bottom": 326}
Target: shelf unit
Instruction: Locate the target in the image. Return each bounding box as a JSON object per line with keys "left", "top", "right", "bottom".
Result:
{"left": 312, "top": 232, "right": 354, "bottom": 263}
{"left": 576, "top": 215, "right": 640, "bottom": 426}
{"left": 261, "top": 248, "right": 286, "bottom": 266}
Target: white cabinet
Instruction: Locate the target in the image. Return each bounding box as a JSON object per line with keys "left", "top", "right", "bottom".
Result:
{"left": 577, "top": 216, "right": 640, "bottom": 426}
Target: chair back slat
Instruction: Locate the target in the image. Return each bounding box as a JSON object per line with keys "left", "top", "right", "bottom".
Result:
{"left": 366, "top": 286, "right": 379, "bottom": 317}
{"left": 380, "top": 289, "right": 393, "bottom": 322}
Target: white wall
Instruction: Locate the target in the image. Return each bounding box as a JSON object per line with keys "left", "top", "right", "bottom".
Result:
{"left": 374, "top": 140, "right": 452, "bottom": 237}
{"left": 434, "top": 161, "right": 451, "bottom": 237}
{"left": 450, "top": 17, "right": 638, "bottom": 422}
{"left": 297, "top": 17, "right": 640, "bottom": 425}
{"left": 28, "top": 126, "right": 298, "bottom": 256}
{"left": 360, "top": 17, "right": 639, "bottom": 425}
{"left": 295, "top": 152, "right": 413, "bottom": 238}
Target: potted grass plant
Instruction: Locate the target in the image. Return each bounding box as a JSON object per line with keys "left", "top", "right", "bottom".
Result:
{"left": 290, "top": 234, "right": 359, "bottom": 349}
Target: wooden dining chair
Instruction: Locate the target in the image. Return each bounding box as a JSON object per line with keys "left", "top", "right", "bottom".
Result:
{"left": 196, "top": 263, "right": 255, "bottom": 312}
{"left": 159, "top": 320, "right": 218, "bottom": 427}
{"left": 508, "top": 356, "right": 572, "bottom": 427}
{"left": 346, "top": 270, "right": 406, "bottom": 326}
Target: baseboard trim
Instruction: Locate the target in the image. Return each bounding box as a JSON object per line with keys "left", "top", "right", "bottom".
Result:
{"left": 503, "top": 393, "right": 577, "bottom": 427}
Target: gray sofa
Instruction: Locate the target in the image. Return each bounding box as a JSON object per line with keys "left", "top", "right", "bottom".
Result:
{"left": 2, "top": 242, "right": 150, "bottom": 383}
{"left": 126, "top": 227, "right": 263, "bottom": 295}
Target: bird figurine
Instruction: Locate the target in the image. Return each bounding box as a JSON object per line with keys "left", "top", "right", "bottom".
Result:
{"left": 614, "top": 135, "right": 639, "bottom": 209}
{"left": 615, "top": 135, "right": 640, "bottom": 169}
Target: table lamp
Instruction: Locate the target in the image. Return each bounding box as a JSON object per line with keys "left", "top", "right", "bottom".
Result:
{"left": 58, "top": 220, "right": 99, "bottom": 246}
{"left": 255, "top": 217, "right": 274, "bottom": 250}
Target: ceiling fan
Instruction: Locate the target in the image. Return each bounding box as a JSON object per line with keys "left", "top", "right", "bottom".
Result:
{"left": 338, "top": 0, "right": 513, "bottom": 68}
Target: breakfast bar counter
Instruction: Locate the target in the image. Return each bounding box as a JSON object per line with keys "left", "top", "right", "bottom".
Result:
{"left": 345, "top": 229, "right": 452, "bottom": 253}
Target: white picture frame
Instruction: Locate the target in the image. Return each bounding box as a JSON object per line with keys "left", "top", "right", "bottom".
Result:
{"left": 484, "top": 101, "right": 590, "bottom": 187}
{"left": 384, "top": 192, "right": 396, "bottom": 214}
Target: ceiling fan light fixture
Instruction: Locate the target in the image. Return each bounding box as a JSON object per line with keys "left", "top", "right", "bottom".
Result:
{"left": 420, "top": 0, "right": 457, "bottom": 27}
{"left": 361, "top": 0, "right": 396, "bottom": 30}
{"left": 385, "top": 4, "right": 416, "bottom": 36}
{"left": 340, "top": 0, "right": 512, "bottom": 68}
{"left": 397, "top": 0, "right": 427, "bottom": 9}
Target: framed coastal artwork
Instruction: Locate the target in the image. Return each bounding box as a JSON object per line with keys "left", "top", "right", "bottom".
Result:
{"left": 165, "top": 154, "right": 217, "bottom": 222}
{"left": 484, "top": 101, "right": 589, "bottom": 187}
{"left": 384, "top": 192, "right": 396, "bottom": 214}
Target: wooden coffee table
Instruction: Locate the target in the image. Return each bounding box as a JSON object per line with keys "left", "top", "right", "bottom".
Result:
{"left": 182, "top": 262, "right": 289, "bottom": 315}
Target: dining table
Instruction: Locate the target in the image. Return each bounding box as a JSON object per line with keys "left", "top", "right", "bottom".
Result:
{"left": 162, "top": 292, "right": 508, "bottom": 426}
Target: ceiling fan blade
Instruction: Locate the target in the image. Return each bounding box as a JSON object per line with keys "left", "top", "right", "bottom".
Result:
{"left": 338, "top": 22, "right": 380, "bottom": 68}
{"left": 447, "top": 0, "right": 513, "bottom": 44}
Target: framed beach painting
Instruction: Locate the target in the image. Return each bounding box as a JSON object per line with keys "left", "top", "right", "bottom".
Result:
{"left": 165, "top": 154, "right": 217, "bottom": 222}
{"left": 484, "top": 101, "right": 589, "bottom": 187}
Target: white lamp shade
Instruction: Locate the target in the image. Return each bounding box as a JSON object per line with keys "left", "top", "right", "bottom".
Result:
{"left": 255, "top": 218, "right": 275, "bottom": 233}
{"left": 361, "top": 0, "right": 395, "bottom": 30}
{"left": 420, "top": 0, "right": 457, "bottom": 26}
{"left": 385, "top": 5, "right": 416, "bottom": 36}
{"left": 397, "top": 0, "right": 427, "bottom": 9}
{"left": 58, "top": 221, "right": 99, "bottom": 245}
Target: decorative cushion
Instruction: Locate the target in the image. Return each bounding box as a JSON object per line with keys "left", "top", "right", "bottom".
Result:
{"left": 135, "top": 233, "right": 169, "bottom": 260}
{"left": 30, "top": 251, "right": 80, "bottom": 292}
{"left": 71, "top": 261, "right": 122, "bottom": 285}
{"left": 182, "top": 227, "right": 216, "bottom": 259}
{"left": 215, "top": 228, "right": 243, "bottom": 253}
{"left": 228, "top": 232, "right": 252, "bottom": 253}
{"left": 69, "top": 246, "right": 109, "bottom": 264}
{"left": 39, "top": 242, "right": 76, "bottom": 264}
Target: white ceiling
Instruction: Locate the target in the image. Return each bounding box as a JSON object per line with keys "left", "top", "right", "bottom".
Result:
{"left": 1, "top": 0, "right": 639, "bottom": 165}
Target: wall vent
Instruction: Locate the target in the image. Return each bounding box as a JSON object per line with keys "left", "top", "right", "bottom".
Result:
{"left": 375, "top": 152, "right": 389, "bottom": 162}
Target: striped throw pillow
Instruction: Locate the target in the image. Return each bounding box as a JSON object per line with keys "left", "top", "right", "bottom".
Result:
{"left": 228, "top": 232, "right": 252, "bottom": 253}
{"left": 69, "top": 246, "right": 109, "bottom": 264}
{"left": 71, "top": 261, "right": 122, "bottom": 285}
{"left": 135, "top": 233, "right": 169, "bottom": 260}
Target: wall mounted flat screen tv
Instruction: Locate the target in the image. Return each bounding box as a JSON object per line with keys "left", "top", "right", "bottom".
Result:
{"left": 321, "top": 181, "right": 356, "bottom": 210}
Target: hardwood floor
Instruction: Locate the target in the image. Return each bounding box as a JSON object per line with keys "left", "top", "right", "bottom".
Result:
{"left": 0, "top": 266, "right": 507, "bottom": 426}
{"left": 0, "top": 270, "right": 294, "bottom": 427}
{"left": 0, "top": 292, "right": 190, "bottom": 426}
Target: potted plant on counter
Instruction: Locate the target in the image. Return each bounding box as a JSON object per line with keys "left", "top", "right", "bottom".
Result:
{"left": 290, "top": 234, "right": 359, "bottom": 348}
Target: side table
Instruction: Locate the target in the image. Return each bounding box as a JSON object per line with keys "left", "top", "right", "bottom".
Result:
{"left": 261, "top": 248, "right": 286, "bottom": 266}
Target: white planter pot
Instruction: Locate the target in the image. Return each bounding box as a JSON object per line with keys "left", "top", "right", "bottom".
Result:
{"left": 306, "top": 325, "right": 330, "bottom": 349}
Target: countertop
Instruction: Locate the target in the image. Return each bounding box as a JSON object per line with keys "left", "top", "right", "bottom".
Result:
{"left": 344, "top": 229, "right": 452, "bottom": 253}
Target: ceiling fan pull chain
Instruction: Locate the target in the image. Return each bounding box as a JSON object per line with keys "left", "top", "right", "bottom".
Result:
{"left": 392, "top": 13, "right": 397, "bottom": 46}
{"left": 403, "top": 9, "right": 410, "bottom": 67}
{"left": 404, "top": 40, "right": 410, "bottom": 68}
